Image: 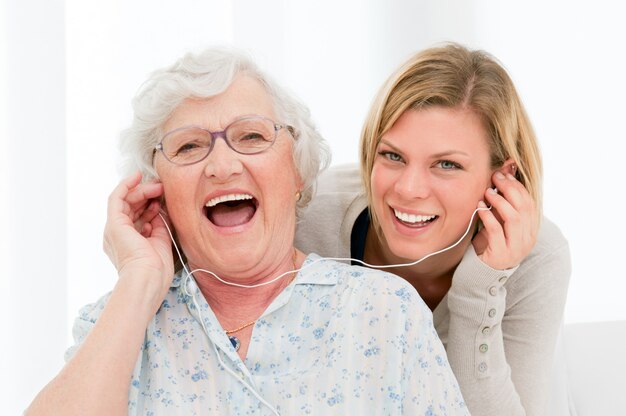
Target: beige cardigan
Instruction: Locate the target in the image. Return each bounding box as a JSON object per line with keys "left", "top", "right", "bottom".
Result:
{"left": 295, "top": 164, "right": 571, "bottom": 416}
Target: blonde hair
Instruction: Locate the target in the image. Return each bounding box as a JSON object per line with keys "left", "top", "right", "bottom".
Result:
{"left": 360, "top": 43, "right": 542, "bottom": 234}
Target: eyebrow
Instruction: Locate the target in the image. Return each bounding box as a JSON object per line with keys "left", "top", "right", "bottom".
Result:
{"left": 378, "top": 139, "right": 402, "bottom": 152}
{"left": 431, "top": 150, "right": 470, "bottom": 158}
{"left": 379, "top": 139, "right": 470, "bottom": 158}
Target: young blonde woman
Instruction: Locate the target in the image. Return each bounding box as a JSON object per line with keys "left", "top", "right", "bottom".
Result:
{"left": 296, "top": 43, "right": 570, "bottom": 415}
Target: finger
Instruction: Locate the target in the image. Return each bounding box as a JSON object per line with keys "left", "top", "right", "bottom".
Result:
{"left": 126, "top": 182, "right": 164, "bottom": 208}
{"left": 476, "top": 199, "right": 507, "bottom": 251}
{"left": 472, "top": 203, "right": 490, "bottom": 255}
{"left": 126, "top": 186, "right": 164, "bottom": 221}
{"left": 149, "top": 211, "right": 173, "bottom": 242}
{"left": 488, "top": 173, "right": 536, "bottom": 240}
{"left": 140, "top": 222, "right": 152, "bottom": 238}
{"left": 107, "top": 172, "right": 143, "bottom": 221}
{"left": 491, "top": 170, "right": 530, "bottom": 211}
{"left": 134, "top": 200, "right": 161, "bottom": 229}
{"left": 110, "top": 180, "right": 164, "bottom": 230}
{"left": 484, "top": 187, "right": 523, "bottom": 244}
{"left": 145, "top": 213, "right": 176, "bottom": 263}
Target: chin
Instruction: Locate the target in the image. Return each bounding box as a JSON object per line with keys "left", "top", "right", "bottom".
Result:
{"left": 389, "top": 242, "right": 432, "bottom": 263}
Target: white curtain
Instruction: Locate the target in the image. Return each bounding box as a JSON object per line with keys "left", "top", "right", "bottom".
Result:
{"left": 1, "top": 0, "right": 67, "bottom": 413}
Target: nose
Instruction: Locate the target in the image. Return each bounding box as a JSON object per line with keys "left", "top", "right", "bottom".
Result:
{"left": 203, "top": 136, "right": 244, "bottom": 181}
{"left": 394, "top": 166, "right": 431, "bottom": 199}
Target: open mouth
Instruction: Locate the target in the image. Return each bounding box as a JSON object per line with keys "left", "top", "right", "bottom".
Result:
{"left": 204, "top": 193, "right": 258, "bottom": 227}
{"left": 393, "top": 208, "right": 438, "bottom": 228}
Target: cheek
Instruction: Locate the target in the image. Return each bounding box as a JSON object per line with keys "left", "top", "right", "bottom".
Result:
{"left": 160, "top": 175, "right": 196, "bottom": 219}
{"left": 370, "top": 164, "right": 390, "bottom": 200}
{"left": 162, "top": 187, "right": 187, "bottom": 228}
{"left": 437, "top": 178, "right": 486, "bottom": 211}
{"left": 456, "top": 185, "right": 487, "bottom": 233}
{"left": 264, "top": 143, "right": 299, "bottom": 185}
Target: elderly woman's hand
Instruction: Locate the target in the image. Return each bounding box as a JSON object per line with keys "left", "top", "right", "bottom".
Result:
{"left": 103, "top": 172, "right": 174, "bottom": 301}
{"left": 472, "top": 169, "right": 539, "bottom": 270}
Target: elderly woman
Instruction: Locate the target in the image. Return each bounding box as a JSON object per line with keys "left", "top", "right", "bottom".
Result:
{"left": 27, "top": 49, "right": 468, "bottom": 415}
{"left": 296, "top": 43, "right": 571, "bottom": 415}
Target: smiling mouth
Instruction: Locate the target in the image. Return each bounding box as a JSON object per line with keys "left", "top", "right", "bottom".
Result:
{"left": 393, "top": 209, "right": 438, "bottom": 227}
{"left": 204, "top": 194, "right": 258, "bottom": 227}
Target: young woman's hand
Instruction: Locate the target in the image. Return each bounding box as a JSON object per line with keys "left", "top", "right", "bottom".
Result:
{"left": 472, "top": 169, "right": 539, "bottom": 270}
{"left": 103, "top": 172, "right": 174, "bottom": 300}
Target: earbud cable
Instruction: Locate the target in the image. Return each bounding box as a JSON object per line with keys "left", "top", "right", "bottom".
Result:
{"left": 155, "top": 204, "right": 490, "bottom": 415}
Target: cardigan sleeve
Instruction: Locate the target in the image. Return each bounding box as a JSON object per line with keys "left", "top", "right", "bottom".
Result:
{"left": 445, "top": 224, "right": 571, "bottom": 416}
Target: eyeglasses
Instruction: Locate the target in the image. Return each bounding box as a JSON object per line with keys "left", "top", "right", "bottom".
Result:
{"left": 155, "top": 115, "right": 294, "bottom": 166}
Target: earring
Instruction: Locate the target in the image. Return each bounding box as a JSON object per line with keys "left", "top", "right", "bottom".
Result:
{"left": 295, "top": 191, "right": 302, "bottom": 202}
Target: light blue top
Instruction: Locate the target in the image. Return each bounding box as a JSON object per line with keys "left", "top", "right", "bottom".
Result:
{"left": 67, "top": 254, "right": 468, "bottom": 415}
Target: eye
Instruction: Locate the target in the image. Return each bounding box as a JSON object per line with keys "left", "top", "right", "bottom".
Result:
{"left": 239, "top": 132, "right": 268, "bottom": 142}
{"left": 176, "top": 142, "right": 200, "bottom": 154}
{"left": 435, "top": 160, "right": 463, "bottom": 170}
{"left": 168, "top": 131, "right": 211, "bottom": 156}
{"left": 378, "top": 150, "right": 404, "bottom": 163}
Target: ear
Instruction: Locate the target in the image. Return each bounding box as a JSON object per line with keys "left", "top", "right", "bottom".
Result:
{"left": 498, "top": 158, "right": 518, "bottom": 177}
{"left": 294, "top": 169, "right": 305, "bottom": 193}
{"left": 158, "top": 192, "right": 169, "bottom": 216}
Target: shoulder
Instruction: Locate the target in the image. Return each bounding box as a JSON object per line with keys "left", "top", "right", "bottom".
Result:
{"left": 65, "top": 285, "right": 181, "bottom": 362}
{"left": 531, "top": 216, "right": 570, "bottom": 259}
{"left": 304, "top": 254, "right": 432, "bottom": 321}
{"left": 517, "top": 216, "right": 571, "bottom": 277}
{"left": 506, "top": 216, "right": 571, "bottom": 297}
{"left": 75, "top": 291, "right": 113, "bottom": 324}
{"left": 74, "top": 276, "right": 185, "bottom": 324}
{"left": 452, "top": 216, "right": 571, "bottom": 295}
{"left": 295, "top": 164, "right": 368, "bottom": 257}
{"left": 304, "top": 163, "right": 366, "bottom": 215}
{"left": 71, "top": 281, "right": 182, "bottom": 334}
{"left": 64, "top": 292, "right": 112, "bottom": 362}
{"left": 315, "top": 163, "right": 363, "bottom": 194}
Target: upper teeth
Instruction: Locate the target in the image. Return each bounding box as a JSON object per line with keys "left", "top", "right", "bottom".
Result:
{"left": 393, "top": 209, "right": 436, "bottom": 224}
{"left": 206, "top": 193, "right": 253, "bottom": 207}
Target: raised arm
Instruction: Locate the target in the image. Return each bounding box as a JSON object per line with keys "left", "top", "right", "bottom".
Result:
{"left": 27, "top": 173, "right": 173, "bottom": 416}
{"left": 446, "top": 170, "right": 570, "bottom": 415}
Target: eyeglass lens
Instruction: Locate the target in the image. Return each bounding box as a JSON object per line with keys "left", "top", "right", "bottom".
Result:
{"left": 161, "top": 117, "right": 277, "bottom": 165}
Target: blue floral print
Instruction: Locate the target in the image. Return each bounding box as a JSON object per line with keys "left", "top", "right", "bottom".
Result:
{"left": 66, "top": 254, "right": 468, "bottom": 415}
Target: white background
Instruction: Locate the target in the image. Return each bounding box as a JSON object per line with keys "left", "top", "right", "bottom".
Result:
{"left": 2, "top": 0, "right": 625, "bottom": 413}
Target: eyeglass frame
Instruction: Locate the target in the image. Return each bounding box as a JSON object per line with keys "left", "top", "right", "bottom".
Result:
{"left": 153, "top": 115, "right": 296, "bottom": 166}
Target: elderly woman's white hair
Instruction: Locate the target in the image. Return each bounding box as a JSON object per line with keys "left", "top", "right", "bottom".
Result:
{"left": 119, "top": 47, "right": 331, "bottom": 212}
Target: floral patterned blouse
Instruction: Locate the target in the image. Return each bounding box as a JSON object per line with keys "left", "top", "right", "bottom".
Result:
{"left": 66, "top": 254, "right": 468, "bottom": 415}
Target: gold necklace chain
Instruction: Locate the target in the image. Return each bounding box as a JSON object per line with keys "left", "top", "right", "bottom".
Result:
{"left": 225, "top": 319, "right": 257, "bottom": 335}
{"left": 224, "top": 248, "right": 297, "bottom": 335}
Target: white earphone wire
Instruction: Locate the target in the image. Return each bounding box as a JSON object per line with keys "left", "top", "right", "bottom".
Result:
{"left": 155, "top": 203, "right": 490, "bottom": 415}
{"left": 158, "top": 204, "right": 491, "bottom": 289}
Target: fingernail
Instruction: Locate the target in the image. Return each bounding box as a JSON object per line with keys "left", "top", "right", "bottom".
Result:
{"left": 495, "top": 172, "right": 505, "bottom": 180}
{"left": 487, "top": 188, "right": 497, "bottom": 194}
{"left": 506, "top": 173, "right": 516, "bottom": 181}
{"left": 478, "top": 200, "right": 487, "bottom": 207}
